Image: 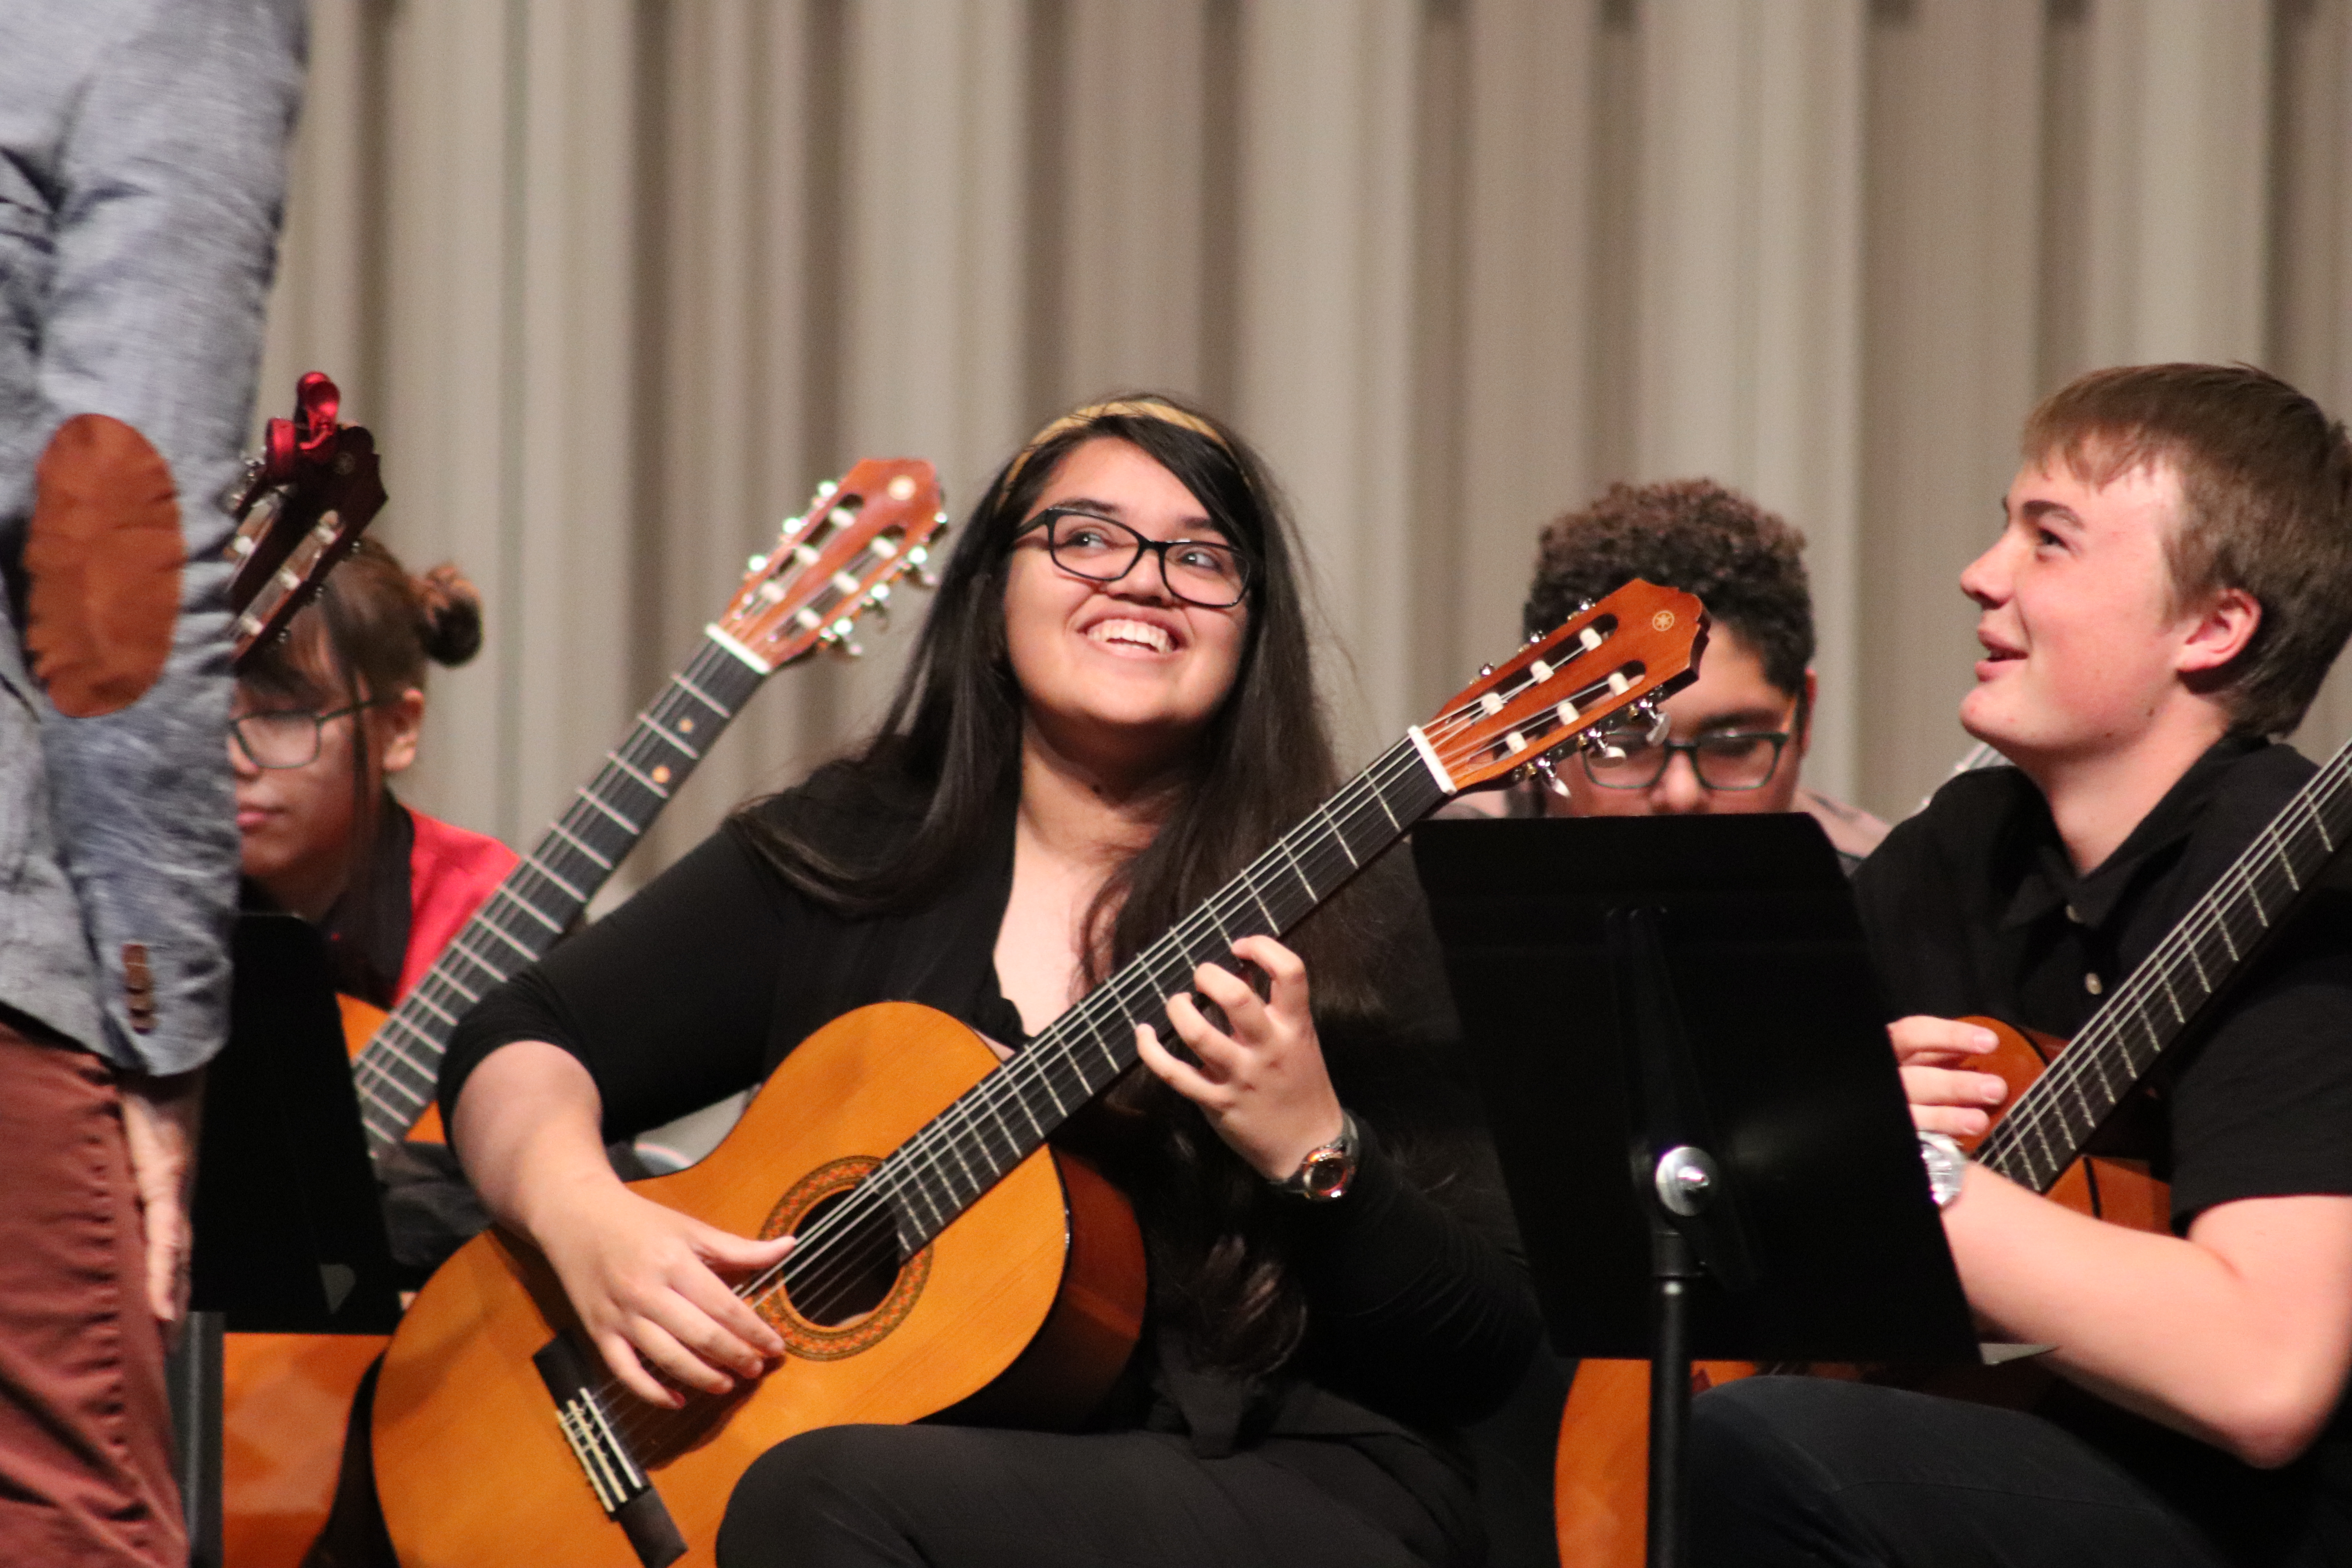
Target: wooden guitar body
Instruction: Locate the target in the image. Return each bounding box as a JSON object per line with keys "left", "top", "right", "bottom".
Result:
{"left": 1553, "top": 1016, "right": 2168, "bottom": 1566}
{"left": 372, "top": 1002, "right": 1147, "bottom": 1568}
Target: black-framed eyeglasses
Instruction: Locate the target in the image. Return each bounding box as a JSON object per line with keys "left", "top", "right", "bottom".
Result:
{"left": 1014, "top": 509, "right": 1253, "bottom": 609}
{"left": 1580, "top": 726, "right": 1794, "bottom": 791}
{"left": 229, "top": 699, "right": 390, "bottom": 770}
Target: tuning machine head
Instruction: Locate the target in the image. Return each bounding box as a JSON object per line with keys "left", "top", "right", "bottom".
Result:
{"left": 1580, "top": 697, "right": 1668, "bottom": 760}
{"left": 817, "top": 618, "right": 864, "bottom": 659}
{"left": 907, "top": 528, "right": 944, "bottom": 590}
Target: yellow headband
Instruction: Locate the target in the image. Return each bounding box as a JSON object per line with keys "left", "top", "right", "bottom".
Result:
{"left": 997, "top": 397, "right": 1232, "bottom": 496}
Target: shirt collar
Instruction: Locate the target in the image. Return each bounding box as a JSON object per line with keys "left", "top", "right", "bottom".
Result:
{"left": 1998, "top": 735, "right": 2264, "bottom": 933}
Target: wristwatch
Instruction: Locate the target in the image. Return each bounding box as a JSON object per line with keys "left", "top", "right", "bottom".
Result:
{"left": 1274, "top": 1111, "right": 1360, "bottom": 1202}
{"left": 1918, "top": 1131, "right": 1966, "bottom": 1209}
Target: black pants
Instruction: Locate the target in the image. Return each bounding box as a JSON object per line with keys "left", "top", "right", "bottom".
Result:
{"left": 1688, "top": 1377, "right": 2232, "bottom": 1568}
{"left": 716, "top": 1424, "right": 1463, "bottom": 1568}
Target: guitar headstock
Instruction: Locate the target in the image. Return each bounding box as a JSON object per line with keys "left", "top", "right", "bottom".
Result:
{"left": 226, "top": 372, "right": 387, "bottom": 670}
{"left": 711, "top": 459, "right": 947, "bottom": 669}
{"left": 1417, "top": 579, "right": 1708, "bottom": 793}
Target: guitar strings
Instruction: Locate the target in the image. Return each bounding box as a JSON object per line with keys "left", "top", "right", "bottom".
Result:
{"left": 581, "top": 642, "right": 1646, "bottom": 1447}
{"left": 589, "top": 724, "right": 1462, "bottom": 1447}
{"left": 621, "top": 643, "right": 1651, "bottom": 1418}
{"left": 1976, "top": 742, "right": 2352, "bottom": 1190}
{"left": 583, "top": 677, "right": 1548, "bottom": 1444}
{"left": 720, "top": 663, "right": 1602, "bottom": 1312}
{"left": 584, "top": 738, "right": 1441, "bottom": 1451}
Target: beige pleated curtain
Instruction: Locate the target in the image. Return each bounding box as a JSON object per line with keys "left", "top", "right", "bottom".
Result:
{"left": 256, "top": 0, "right": 2352, "bottom": 900}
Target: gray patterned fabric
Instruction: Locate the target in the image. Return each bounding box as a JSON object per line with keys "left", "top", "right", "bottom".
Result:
{"left": 0, "top": 0, "right": 305, "bottom": 1073}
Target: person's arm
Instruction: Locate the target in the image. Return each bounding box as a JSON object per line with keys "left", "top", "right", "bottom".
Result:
{"left": 119, "top": 1067, "right": 203, "bottom": 1332}
{"left": 450, "top": 1042, "right": 788, "bottom": 1409}
{"left": 24, "top": 0, "right": 305, "bottom": 1079}
{"left": 1942, "top": 1169, "right": 2352, "bottom": 1467}
{"left": 1896, "top": 1013, "right": 2352, "bottom": 1467}
{"left": 439, "top": 820, "right": 819, "bottom": 1404}
{"left": 437, "top": 823, "right": 799, "bottom": 1139}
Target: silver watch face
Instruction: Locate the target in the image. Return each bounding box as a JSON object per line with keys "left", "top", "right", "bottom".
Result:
{"left": 1918, "top": 1133, "right": 1965, "bottom": 1209}
{"left": 1299, "top": 1146, "right": 1352, "bottom": 1200}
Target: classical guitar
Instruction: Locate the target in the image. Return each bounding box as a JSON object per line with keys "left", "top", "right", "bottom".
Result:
{"left": 367, "top": 582, "right": 1707, "bottom": 1568}
{"left": 1554, "top": 728, "right": 2352, "bottom": 1568}
{"left": 219, "top": 459, "right": 946, "bottom": 1568}
{"left": 225, "top": 370, "right": 386, "bottom": 670}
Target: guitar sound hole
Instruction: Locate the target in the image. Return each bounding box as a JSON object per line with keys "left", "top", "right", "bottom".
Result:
{"left": 781, "top": 1188, "right": 902, "bottom": 1327}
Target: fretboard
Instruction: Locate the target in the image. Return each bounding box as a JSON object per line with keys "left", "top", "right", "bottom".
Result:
{"left": 811, "top": 733, "right": 1452, "bottom": 1265}
{"left": 1978, "top": 736, "right": 2352, "bottom": 1194}
{"left": 352, "top": 635, "right": 771, "bottom": 1152}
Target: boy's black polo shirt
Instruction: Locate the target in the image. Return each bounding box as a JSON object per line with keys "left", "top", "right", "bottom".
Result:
{"left": 1855, "top": 735, "right": 2352, "bottom": 1565}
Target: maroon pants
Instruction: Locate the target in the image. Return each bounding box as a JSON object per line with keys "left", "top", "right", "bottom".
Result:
{"left": 0, "top": 1020, "right": 183, "bottom": 1568}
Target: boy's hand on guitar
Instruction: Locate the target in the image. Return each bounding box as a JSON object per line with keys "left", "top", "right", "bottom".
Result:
{"left": 1890, "top": 1014, "right": 2008, "bottom": 1138}
{"left": 535, "top": 1184, "right": 793, "bottom": 1409}
{"left": 1139, "top": 933, "right": 1346, "bottom": 1182}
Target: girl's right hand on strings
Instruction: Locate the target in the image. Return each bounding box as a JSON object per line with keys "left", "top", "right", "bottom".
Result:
{"left": 534, "top": 1184, "right": 793, "bottom": 1408}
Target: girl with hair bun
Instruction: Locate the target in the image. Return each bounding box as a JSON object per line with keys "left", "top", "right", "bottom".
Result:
{"left": 230, "top": 536, "right": 517, "bottom": 1009}
{"left": 225, "top": 537, "right": 519, "bottom": 1568}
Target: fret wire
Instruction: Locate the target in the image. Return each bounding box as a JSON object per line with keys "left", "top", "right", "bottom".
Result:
{"left": 522, "top": 855, "right": 590, "bottom": 907}
{"left": 548, "top": 819, "right": 614, "bottom": 871}
{"left": 358, "top": 1022, "right": 442, "bottom": 1080}
{"left": 574, "top": 788, "right": 641, "bottom": 835}
{"left": 423, "top": 971, "right": 480, "bottom": 1007}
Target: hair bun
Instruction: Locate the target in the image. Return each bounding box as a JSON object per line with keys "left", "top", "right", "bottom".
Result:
{"left": 414, "top": 561, "right": 485, "bottom": 666}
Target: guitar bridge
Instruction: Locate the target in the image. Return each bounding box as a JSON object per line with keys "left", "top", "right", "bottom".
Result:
{"left": 533, "top": 1332, "right": 687, "bottom": 1568}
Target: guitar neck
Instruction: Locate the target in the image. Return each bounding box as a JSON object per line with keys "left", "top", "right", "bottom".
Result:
{"left": 353, "top": 634, "right": 771, "bottom": 1152}
{"left": 1978, "top": 737, "right": 2352, "bottom": 1193}
{"left": 860, "top": 734, "right": 1450, "bottom": 1253}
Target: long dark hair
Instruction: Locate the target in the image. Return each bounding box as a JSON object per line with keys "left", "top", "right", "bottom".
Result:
{"left": 734, "top": 394, "right": 1405, "bottom": 1373}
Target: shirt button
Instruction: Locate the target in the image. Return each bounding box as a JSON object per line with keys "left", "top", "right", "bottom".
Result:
{"left": 2065, "top": 904, "right": 2085, "bottom": 924}
{"left": 2084, "top": 972, "right": 2103, "bottom": 996}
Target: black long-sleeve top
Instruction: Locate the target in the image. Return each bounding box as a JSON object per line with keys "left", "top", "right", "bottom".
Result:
{"left": 443, "top": 766, "right": 1542, "bottom": 1533}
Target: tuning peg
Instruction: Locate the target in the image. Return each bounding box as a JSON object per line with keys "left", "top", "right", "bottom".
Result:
{"left": 1477, "top": 663, "right": 1494, "bottom": 679}
{"left": 817, "top": 480, "right": 838, "bottom": 499}
{"left": 1527, "top": 630, "right": 1544, "bottom": 644}
{"left": 825, "top": 617, "right": 864, "bottom": 658}
{"left": 862, "top": 595, "right": 889, "bottom": 630}
{"left": 906, "top": 544, "right": 940, "bottom": 590}
{"left": 748, "top": 553, "right": 769, "bottom": 573}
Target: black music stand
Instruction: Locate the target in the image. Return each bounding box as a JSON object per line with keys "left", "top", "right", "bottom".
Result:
{"left": 1414, "top": 814, "right": 1976, "bottom": 1568}
{"left": 169, "top": 910, "right": 403, "bottom": 1566}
